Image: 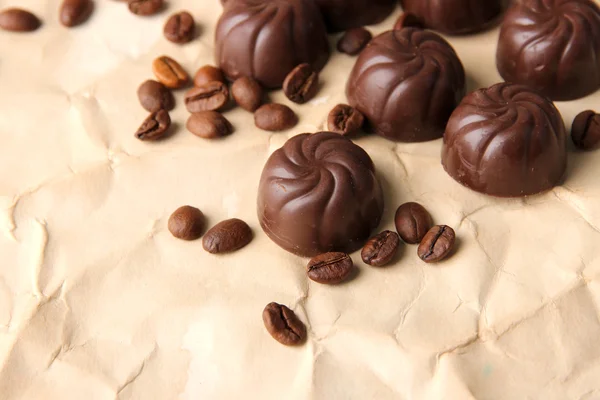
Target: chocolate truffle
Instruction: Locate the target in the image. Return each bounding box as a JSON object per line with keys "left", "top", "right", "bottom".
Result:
{"left": 215, "top": 0, "right": 330, "bottom": 89}
{"left": 346, "top": 28, "right": 465, "bottom": 142}
{"left": 314, "top": 0, "right": 396, "bottom": 32}
{"left": 496, "top": 0, "right": 600, "bottom": 101}
{"left": 400, "top": 0, "right": 505, "bottom": 35}
{"left": 442, "top": 83, "right": 567, "bottom": 197}
{"left": 257, "top": 132, "right": 384, "bottom": 257}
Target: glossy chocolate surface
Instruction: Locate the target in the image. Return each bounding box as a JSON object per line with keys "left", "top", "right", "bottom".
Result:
{"left": 315, "top": 0, "right": 396, "bottom": 32}
{"left": 257, "top": 132, "right": 384, "bottom": 257}
{"left": 215, "top": 0, "right": 330, "bottom": 89}
{"left": 442, "top": 83, "right": 567, "bottom": 197}
{"left": 346, "top": 28, "right": 465, "bottom": 142}
{"left": 496, "top": 0, "right": 600, "bottom": 101}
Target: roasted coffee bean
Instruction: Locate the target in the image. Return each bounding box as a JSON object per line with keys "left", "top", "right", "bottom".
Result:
{"left": 152, "top": 56, "right": 189, "bottom": 89}
{"left": 59, "top": 0, "right": 92, "bottom": 27}
{"left": 184, "top": 81, "right": 229, "bottom": 113}
{"left": 168, "top": 205, "right": 204, "bottom": 240}
{"left": 254, "top": 103, "right": 297, "bottom": 131}
{"left": 417, "top": 225, "right": 456, "bottom": 263}
{"left": 307, "top": 252, "right": 354, "bottom": 284}
{"left": 327, "top": 104, "right": 364, "bottom": 135}
{"left": 128, "top": 0, "right": 163, "bottom": 16}
{"left": 393, "top": 13, "right": 423, "bottom": 31}
{"left": 187, "top": 111, "right": 232, "bottom": 139}
{"left": 395, "top": 202, "right": 433, "bottom": 244}
{"left": 202, "top": 218, "right": 252, "bottom": 254}
{"left": 262, "top": 302, "right": 307, "bottom": 346}
{"left": 193, "top": 65, "right": 225, "bottom": 86}
{"left": 572, "top": 110, "right": 600, "bottom": 150}
{"left": 163, "top": 11, "right": 195, "bottom": 44}
{"left": 0, "top": 8, "right": 41, "bottom": 32}
{"left": 337, "top": 28, "right": 372, "bottom": 55}
{"left": 137, "top": 79, "right": 174, "bottom": 112}
{"left": 231, "top": 76, "right": 263, "bottom": 112}
{"left": 135, "top": 109, "right": 171, "bottom": 140}
{"left": 283, "top": 63, "right": 319, "bottom": 104}
{"left": 361, "top": 231, "right": 400, "bottom": 267}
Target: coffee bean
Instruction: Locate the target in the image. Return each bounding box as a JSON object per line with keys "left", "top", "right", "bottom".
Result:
{"left": 337, "top": 28, "right": 372, "bottom": 55}
{"left": 307, "top": 252, "right": 354, "bottom": 284}
{"left": 417, "top": 225, "right": 455, "bottom": 263}
{"left": 283, "top": 64, "right": 319, "bottom": 104}
{"left": 327, "top": 104, "right": 364, "bottom": 135}
{"left": 231, "top": 76, "right": 263, "bottom": 112}
{"left": 0, "top": 8, "right": 41, "bottom": 32}
{"left": 393, "top": 13, "right": 423, "bottom": 31}
{"left": 59, "top": 0, "right": 92, "bottom": 27}
{"left": 135, "top": 109, "right": 171, "bottom": 141}
{"left": 163, "top": 11, "right": 195, "bottom": 44}
{"left": 168, "top": 206, "right": 204, "bottom": 240}
{"left": 194, "top": 65, "right": 225, "bottom": 86}
{"left": 262, "top": 302, "right": 307, "bottom": 346}
{"left": 254, "top": 104, "right": 297, "bottom": 131}
{"left": 202, "top": 218, "right": 252, "bottom": 254}
{"left": 361, "top": 231, "right": 400, "bottom": 267}
{"left": 137, "top": 80, "right": 174, "bottom": 112}
{"left": 187, "top": 111, "right": 232, "bottom": 139}
{"left": 395, "top": 202, "right": 433, "bottom": 244}
{"left": 572, "top": 110, "right": 600, "bottom": 150}
{"left": 128, "top": 0, "right": 163, "bottom": 16}
{"left": 184, "top": 81, "right": 229, "bottom": 113}
{"left": 152, "top": 56, "right": 189, "bottom": 89}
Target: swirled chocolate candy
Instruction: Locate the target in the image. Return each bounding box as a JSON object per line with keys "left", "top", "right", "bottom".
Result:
{"left": 314, "top": 0, "right": 396, "bottom": 32}
{"left": 346, "top": 28, "right": 465, "bottom": 142}
{"left": 400, "top": 0, "right": 505, "bottom": 35}
{"left": 496, "top": 0, "right": 600, "bottom": 101}
{"left": 257, "top": 132, "right": 384, "bottom": 257}
{"left": 442, "top": 83, "right": 567, "bottom": 197}
{"left": 215, "top": 0, "right": 330, "bottom": 89}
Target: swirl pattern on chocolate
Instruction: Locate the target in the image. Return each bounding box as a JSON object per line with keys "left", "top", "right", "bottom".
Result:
{"left": 215, "top": 0, "right": 330, "bottom": 89}
{"left": 314, "top": 0, "right": 396, "bottom": 32}
{"left": 257, "top": 132, "right": 384, "bottom": 257}
{"left": 496, "top": 0, "right": 600, "bottom": 101}
{"left": 346, "top": 28, "right": 465, "bottom": 142}
{"left": 442, "top": 83, "right": 567, "bottom": 197}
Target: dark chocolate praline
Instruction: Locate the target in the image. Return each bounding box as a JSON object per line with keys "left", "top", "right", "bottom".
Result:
{"left": 314, "top": 0, "right": 396, "bottom": 32}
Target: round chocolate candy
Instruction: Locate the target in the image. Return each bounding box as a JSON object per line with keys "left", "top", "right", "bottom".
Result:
{"left": 346, "top": 28, "right": 465, "bottom": 142}
{"left": 400, "top": 0, "right": 505, "bottom": 35}
{"left": 496, "top": 0, "right": 600, "bottom": 101}
{"left": 215, "top": 0, "right": 330, "bottom": 89}
{"left": 442, "top": 83, "right": 567, "bottom": 197}
{"left": 314, "top": 0, "right": 396, "bottom": 32}
{"left": 257, "top": 132, "right": 384, "bottom": 257}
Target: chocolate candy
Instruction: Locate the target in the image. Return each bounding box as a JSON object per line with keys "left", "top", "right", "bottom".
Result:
{"left": 257, "top": 132, "right": 384, "bottom": 257}
{"left": 314, "top": 0, "right": 396, "bottom": 32}
{"left": 496, "top": 0, "right": 600, "bottom": 101}
{"left": 442, "top": 83, "right": 567, "bottom": 197}
{"left": 215, "top": 0, "right": 330, "bottom": 89}
{"left": 400, "top": 0, "right": 505, "bottom": 35}
{"left": 346, "top": 28, "right": 465, "bottom": 142}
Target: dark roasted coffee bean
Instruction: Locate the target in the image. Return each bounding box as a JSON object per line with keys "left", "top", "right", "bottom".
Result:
{"left": 0, "top": 8, "right": 41, "bottom": 32}
{"left": 327, "top": 104, "right": 364, "bottom": 135}
{"left": 135, "top": 109, "right": 171, "bottom": 140}
{"left": 187, "top": 111, "right": 232, "bottom": 139}
{"left": 163, "top": 11, "right": 195, "bottom": 44}
{"left": 262, "top": 302, "right": 306, "bottom": 346}
{"left": 307, "top": 252, "right": 354, "bottom": 284}
{"left": 361, "top": 231, "right": 400, "bottom": 267}
{"left": 393, "top": 13, "right": 423, "bottom": 31}
{"left": 184, "top": 82, "right": 229, "bottom": 113}
{"left": 337, "top": 28, "right": 372, "bottom": 56}
{"left": 283, "top": 64, "right": 319, "bottom": 104}
{"left": 128, "top": 0, "right": 163, "bottom": 16}
{"left": 417, "top": 225, "right": 455, "bottom": 263}
{"left": 168, "top": 205, "right": 204, "bottom": 240}
{"left": 137, "top": 79, "right": 174, "bottom": 112}
{"left": 152, "top": 56, "right": 189, "bottom": 89}
{"left": 572, "top": 110, "right": 600, "bottom": 150}
{"left": 193, "top": 65, "right": 225, "bottom": 86}
{"left": 254, "top": 103, "right": 297, "bottom": 131}
{"left": 202, "top": 218, "right": 252, "bottom": 254}
{"left": 59, "top": 0, "right": 92, "bottom": 27}
{"left": 231, "top": 76, "right": 263, "bottom": 112}
{"left": 395, "top": 202, "right": 433, "bottom": 244}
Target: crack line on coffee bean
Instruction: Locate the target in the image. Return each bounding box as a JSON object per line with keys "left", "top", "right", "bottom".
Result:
{"left": 278, "top": 307, "right": 301, "bottom": 340}
{"left": 422, "top": 226, "right": 446, "bottom": 260}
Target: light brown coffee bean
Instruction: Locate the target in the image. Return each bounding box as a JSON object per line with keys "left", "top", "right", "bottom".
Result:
{"left": 135, "top": 109, "right": 171, "bottom": 140}
{"left": 327, "top": 104, "right": 364, "bottom": 135}
{"left": 417, "top": 225, "right": 455, "bottom": 263}
{"left": 202, "top": 218, "right": 252, "bottom": 254}
{"left": 163, "top": 11, "right": 195, "bottom": 44}
{"left": 0, "top": 8, "right": 41, "bottom": 32}
{"left": 59, "top": 0, "right": 93, "bottom": 27}
{"left": 283, "top": 63, "right": 319, "bottom": 104}
{"left": 231, "top": 76, "right": 263, "bottom": 112}
{"left": 254, "top": 103, "right": 297, "bottom": 131}
{"left": 361, "top": 231, "right": 400, "bottom": 267}
{"left": 152, "top": 55, "right": 189, "bottom": 89}
{"left": 187, "top": 111, "right": 232, "bottom": 139}
{"left": 184, "top": 81, "right": 229, "bottom": 112}
{"left": 193, "top": 65, "right": 225, "bottom": 86}
{"left": 137, "top": 79, "right": 174, "bottom": 112}
{"left": 307, "top": 252, "right": 354, "bottom": 284}
{"left": 395, "top": 202, "right": 433, "bottom": 244}
{"left": 128, "top": 0, "right": 163, "bottom": 16}
{"left": 393, "top": 13, "right": 423, "bottom": 31}
{"left": 337, "top": 27, "right": 372, "bottom": 55}
{"left": 572, "top": 110, "right": 600, "bottom": 150}
{"left": 168, "top": 206, "right": 204, "bottom": 240}
{"left": 263, "top": 302, "right": 307, "bottom": 346}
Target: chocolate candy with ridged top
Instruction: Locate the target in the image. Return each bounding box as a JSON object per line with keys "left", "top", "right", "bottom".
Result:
{"left": 314, "top": 0, "right": 396, "bottom": 32}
